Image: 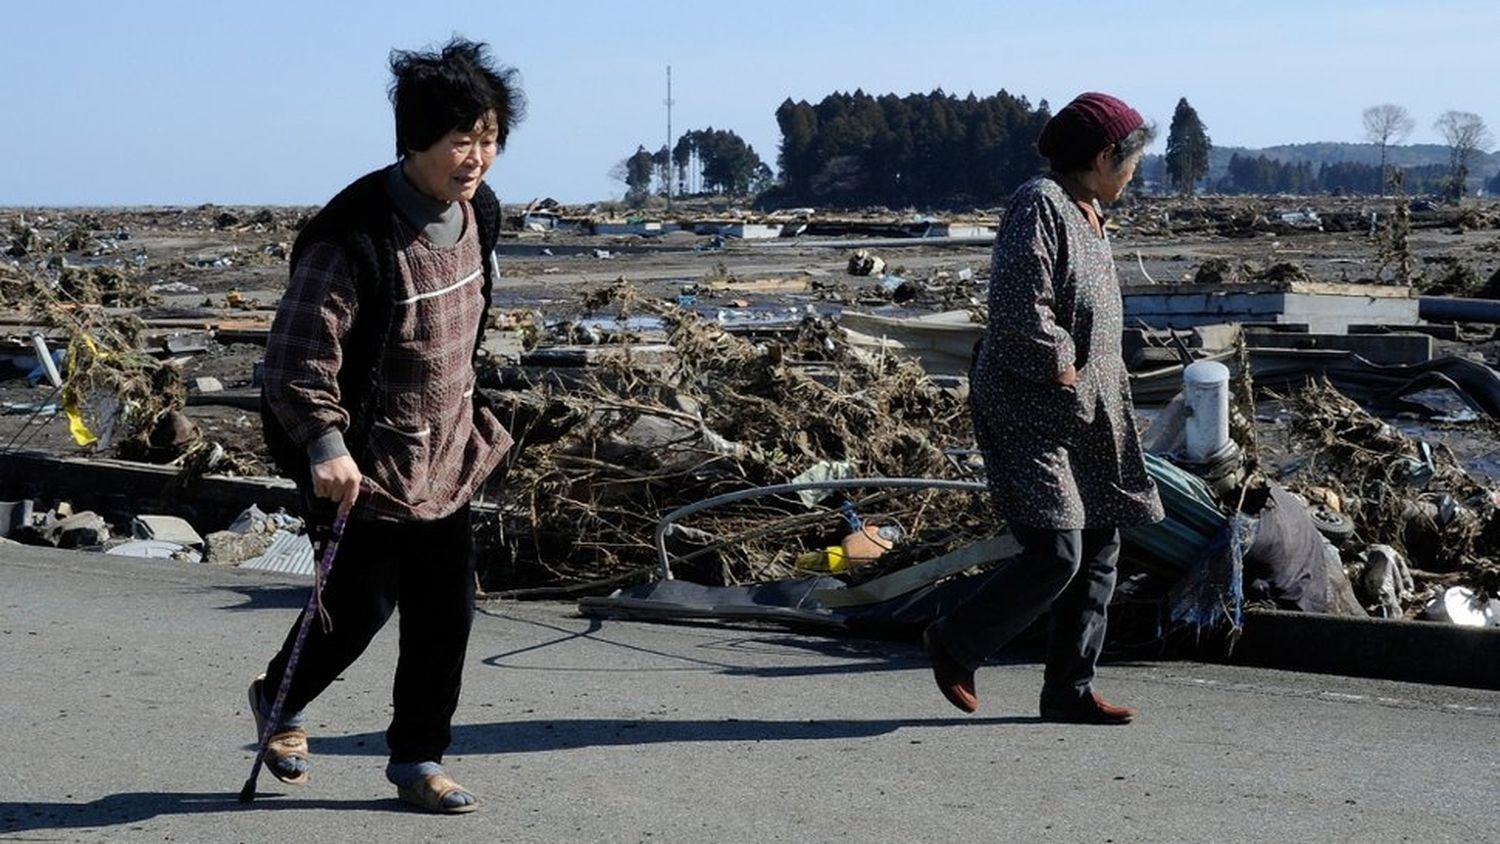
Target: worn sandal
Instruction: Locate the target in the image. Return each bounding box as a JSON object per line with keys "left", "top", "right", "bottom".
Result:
{"left": 248, "top": 676, "right": 310, "bottom": 785}
{"left": 397, "top": 773, "right": 478, "bottom": 814}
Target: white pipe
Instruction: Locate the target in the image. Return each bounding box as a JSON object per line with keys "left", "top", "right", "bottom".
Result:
{"left": 1183, "top": 360, "right": 1231, "bottom": 462}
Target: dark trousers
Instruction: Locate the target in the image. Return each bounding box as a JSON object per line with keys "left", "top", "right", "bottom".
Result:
{"left": 262, "top": 505, "right": 476, "bottom": 763}
{"left": 934, "top": 525, "right": 1120, "bottom": 703}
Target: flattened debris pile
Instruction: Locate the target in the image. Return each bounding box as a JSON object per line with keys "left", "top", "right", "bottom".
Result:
{"left": 1192, "top": 258, "right": 1312, "bottom": 286}
{"left": 1112, "top": 196, "right": 1500, "bottom": 239}
{"left": 1284, "top": 381, "right": 1500, "bottom": 606}
{"left": 477, "top": 282, "right": 985, "bottom": 591}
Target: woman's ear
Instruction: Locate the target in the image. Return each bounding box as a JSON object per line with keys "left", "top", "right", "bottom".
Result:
{"left": 1094, "top": 144, "right": 1116, "bottom": 174}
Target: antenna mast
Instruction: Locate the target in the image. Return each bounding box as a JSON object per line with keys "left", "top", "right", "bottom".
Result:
{"left": 665, "top": 65, "right": 675, "bottom": 210}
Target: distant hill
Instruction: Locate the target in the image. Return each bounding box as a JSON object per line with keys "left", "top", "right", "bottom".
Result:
{"left": 1143, "top": 142, "right": 1500, "bottom": 194}
{"left": 1209, "top": 142, "right": 1499, "bottom": 174}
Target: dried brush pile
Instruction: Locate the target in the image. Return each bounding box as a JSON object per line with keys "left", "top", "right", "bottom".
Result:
{"left": 476, "top": 281, "right": 991, "bottom": 593}
{"left": 1285, "top": 380, "right": 1500, "bottom": 597}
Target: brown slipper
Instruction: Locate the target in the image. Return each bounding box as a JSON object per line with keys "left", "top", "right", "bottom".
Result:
{"left": 397, "top": 773, "right": 478, "bottom": 815}
{"left": 248, "top": 675, "right": 310, "bottom": 784}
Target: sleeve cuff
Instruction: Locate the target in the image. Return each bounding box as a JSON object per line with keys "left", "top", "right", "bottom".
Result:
{"left": 306, "top": 429, "right": 350, "bottom": 465}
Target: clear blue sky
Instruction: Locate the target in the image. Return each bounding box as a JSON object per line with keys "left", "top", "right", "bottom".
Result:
{"left": 3, "top": 0, "right": 1496, "bottom": 206}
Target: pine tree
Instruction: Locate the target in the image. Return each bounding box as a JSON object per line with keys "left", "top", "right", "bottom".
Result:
{"left": 1164, "top": 98, "right": 1211, "bottom": 196}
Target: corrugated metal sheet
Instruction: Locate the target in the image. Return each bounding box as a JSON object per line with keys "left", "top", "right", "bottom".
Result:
{"left": 238, "top": 530, "right": 314, "bottom": 577}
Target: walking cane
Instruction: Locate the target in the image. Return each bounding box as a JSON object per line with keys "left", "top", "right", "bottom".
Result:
{"left": 239, "top": 501, "right": 354, "bottom": 803}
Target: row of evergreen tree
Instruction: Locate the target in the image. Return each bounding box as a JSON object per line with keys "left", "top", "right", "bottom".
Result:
{"left": 615, "top": 94, "right": 1495, "bottom": 206}
{"left": 768, "top": 90, "right": 1051, "bottom": 207}
{"left": 1217, "top": 155, "right": 1454, "bottom": 195}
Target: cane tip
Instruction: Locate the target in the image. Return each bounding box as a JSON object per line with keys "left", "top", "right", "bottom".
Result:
{"left": 239, "top": 780, "right": 257, "bottom": 803}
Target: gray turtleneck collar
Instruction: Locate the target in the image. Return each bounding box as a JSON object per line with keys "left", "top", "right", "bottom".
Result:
{"left": 385, "top": 162, "right": 465, "bottom": 247}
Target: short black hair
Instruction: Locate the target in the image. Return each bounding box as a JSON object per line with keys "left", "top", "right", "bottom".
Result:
{"left": 388, "top": 37, "right": 525, "bottom": 157}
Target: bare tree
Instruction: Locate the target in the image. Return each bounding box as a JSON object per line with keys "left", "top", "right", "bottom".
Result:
{"left": 1433, "top": 110, "right": 1494, "bottom": 199}
{"left": 1362, "top": 104, "right": 1414, "bottom": 192}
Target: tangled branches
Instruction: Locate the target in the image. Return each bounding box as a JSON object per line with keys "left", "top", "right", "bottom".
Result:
{"left": 476, "top": 282, "right": 989, "bottom": 592}
{"left": 1285, "top": 380, "right": 1499, "bottom": 595}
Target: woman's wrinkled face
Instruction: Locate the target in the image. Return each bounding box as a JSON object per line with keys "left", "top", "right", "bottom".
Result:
{"left": 403, "top": 111, "right": 499, "bottom": 203}
{"left": 1093, "top": 146, "right": 1142, "bottom": 203}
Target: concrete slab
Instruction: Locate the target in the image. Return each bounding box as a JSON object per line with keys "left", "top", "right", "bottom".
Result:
{"left": 131, "top": 514, "right": 205, "bottom": 548}
{"left": 1244, "top": 330, "right": 1435, "bottom": 365}
{"left": 1125, "top": 283, "right": 1420, "bottom": 334}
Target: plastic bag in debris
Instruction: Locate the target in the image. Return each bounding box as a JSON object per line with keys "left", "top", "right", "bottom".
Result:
{"left": 1241, "top": 484, "right": 1333, "bottom": 613}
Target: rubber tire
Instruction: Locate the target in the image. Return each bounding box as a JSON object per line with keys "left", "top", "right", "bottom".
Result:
{"left": 1307, "top": 504, "right": 1355, "bottom": 546}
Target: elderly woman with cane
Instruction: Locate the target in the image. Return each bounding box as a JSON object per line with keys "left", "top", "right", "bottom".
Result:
{"left": 922, "top": 92, "right": 1164, "bottom": 723}
{"left": 242, "top": 38, "right": 522, "bottom": 812}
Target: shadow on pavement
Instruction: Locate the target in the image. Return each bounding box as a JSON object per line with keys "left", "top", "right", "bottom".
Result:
{"left": 0, "top": 792, "right": 401, "bottom": 834}
{"left": 211, "top": 582, "right": 311, "bottom": 613}
{"left": 478, "top": 613, "right": 1044, "bottom": 678}
{"left": 315, "top": 715, "right": 1041, "bottom": 757}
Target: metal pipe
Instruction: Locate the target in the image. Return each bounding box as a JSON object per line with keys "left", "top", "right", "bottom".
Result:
{"left": 1418, "top": 296, "right": 1500, "bottom": 325}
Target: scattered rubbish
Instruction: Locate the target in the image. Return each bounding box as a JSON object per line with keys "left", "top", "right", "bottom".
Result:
{"left": 846, "top": 250, "right": 886, "bottom": 277}
{"left": 1360, "top": 544, "right": 1415, "bottom": 619}
{"left": 30, "top": 334, "right": 63, "bottom": 389}
{"left": 1277, "top": 210, "right": 1323, "bottom": 230}
{"left": 148, "top": 281, "right": 200, "bottom": 294}
{"left": 45, "top": 511, "right": 110, "bottom": 549}
{"left": 790, "top": 461, "right": 856, "bottom": 506}
{"left": 1421, "top": 586, "right": 1499, "bottom": 627}
{"left": 227, "top": 503, "right": 302, "bottom": 535}
{"left": 2, "top": 400, "right": 60, "bottom": 417}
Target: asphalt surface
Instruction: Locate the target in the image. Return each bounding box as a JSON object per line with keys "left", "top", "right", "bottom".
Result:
{"left": 1, "top": 543, "right": 1497, "bottom": 843}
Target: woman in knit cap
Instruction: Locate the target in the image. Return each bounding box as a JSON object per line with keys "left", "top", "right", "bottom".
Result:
{"left": 922, "top": 92, "right": 1164, "bottom": 724}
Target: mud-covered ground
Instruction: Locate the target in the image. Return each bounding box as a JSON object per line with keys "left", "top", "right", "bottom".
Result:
{"left": 6, "top": 195, "right": 1499, "bottom": 470}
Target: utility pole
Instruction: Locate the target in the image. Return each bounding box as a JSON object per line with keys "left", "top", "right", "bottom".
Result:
{"left": 665, "top": 65, "right": 675, "bottom": 211}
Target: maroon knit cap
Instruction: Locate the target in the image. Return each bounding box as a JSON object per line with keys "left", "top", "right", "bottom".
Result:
{"left": 1037, "top": 92, "right": 1144, "bottom": 165}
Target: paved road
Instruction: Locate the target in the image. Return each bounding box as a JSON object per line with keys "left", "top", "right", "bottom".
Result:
{"left": 2, "top": 544, "right": 1496, "bottom": 843}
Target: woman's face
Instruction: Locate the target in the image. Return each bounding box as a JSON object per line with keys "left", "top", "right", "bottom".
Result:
{"left": 1093, "top": 147, "right": 1142, "bottom": 202}
{"left": 403, "top": 112, "right": 500, "bottom": 203}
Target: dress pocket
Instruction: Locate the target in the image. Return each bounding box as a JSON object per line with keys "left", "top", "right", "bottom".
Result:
{"left": 366, "top": 417, "right": 433, "bottom": 507}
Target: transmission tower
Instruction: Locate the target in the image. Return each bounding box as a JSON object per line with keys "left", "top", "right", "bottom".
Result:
{"left": 665, "top": 65, "right": 675, "bottom": 210}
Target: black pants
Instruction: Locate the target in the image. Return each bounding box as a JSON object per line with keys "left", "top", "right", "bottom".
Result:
{"left": 262, "top": 505, "right": 475, "bottom": 763}
{"left": 932, "top": 525, "right": 1121, "bottom": 703}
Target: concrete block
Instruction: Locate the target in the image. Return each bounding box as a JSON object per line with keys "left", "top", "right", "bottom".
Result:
{"left": 204, "top": 529, "right": 275, "bottom": 564}
{"left": 131, "top": 514, "right": 205, "bottom": 548}
{"left": 0, "top": 499, "right": 33, "bottom": 538}
{"left": 1244, "top": 330, "right": 1435, "bottom": 365}
{"left": 191, "top": 376, "right": 224, "bottom": 393}
{"left": 1348, "top": 323, "right": 1460, "bottom": 341}
{"left": 1232, "top": 608, "right": 1500, "bottom": 690}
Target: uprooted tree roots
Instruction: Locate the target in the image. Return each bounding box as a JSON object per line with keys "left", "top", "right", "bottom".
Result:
{"left": 1284, "top": 380, "right": 1500, "bottom": 597}
{"left": 475, "top": 281, "right": 991, "bottom": 593}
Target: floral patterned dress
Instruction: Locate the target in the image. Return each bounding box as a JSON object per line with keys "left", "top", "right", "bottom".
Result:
{"left": 970, "top": 174, "right": 1164, "bottom": 530}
